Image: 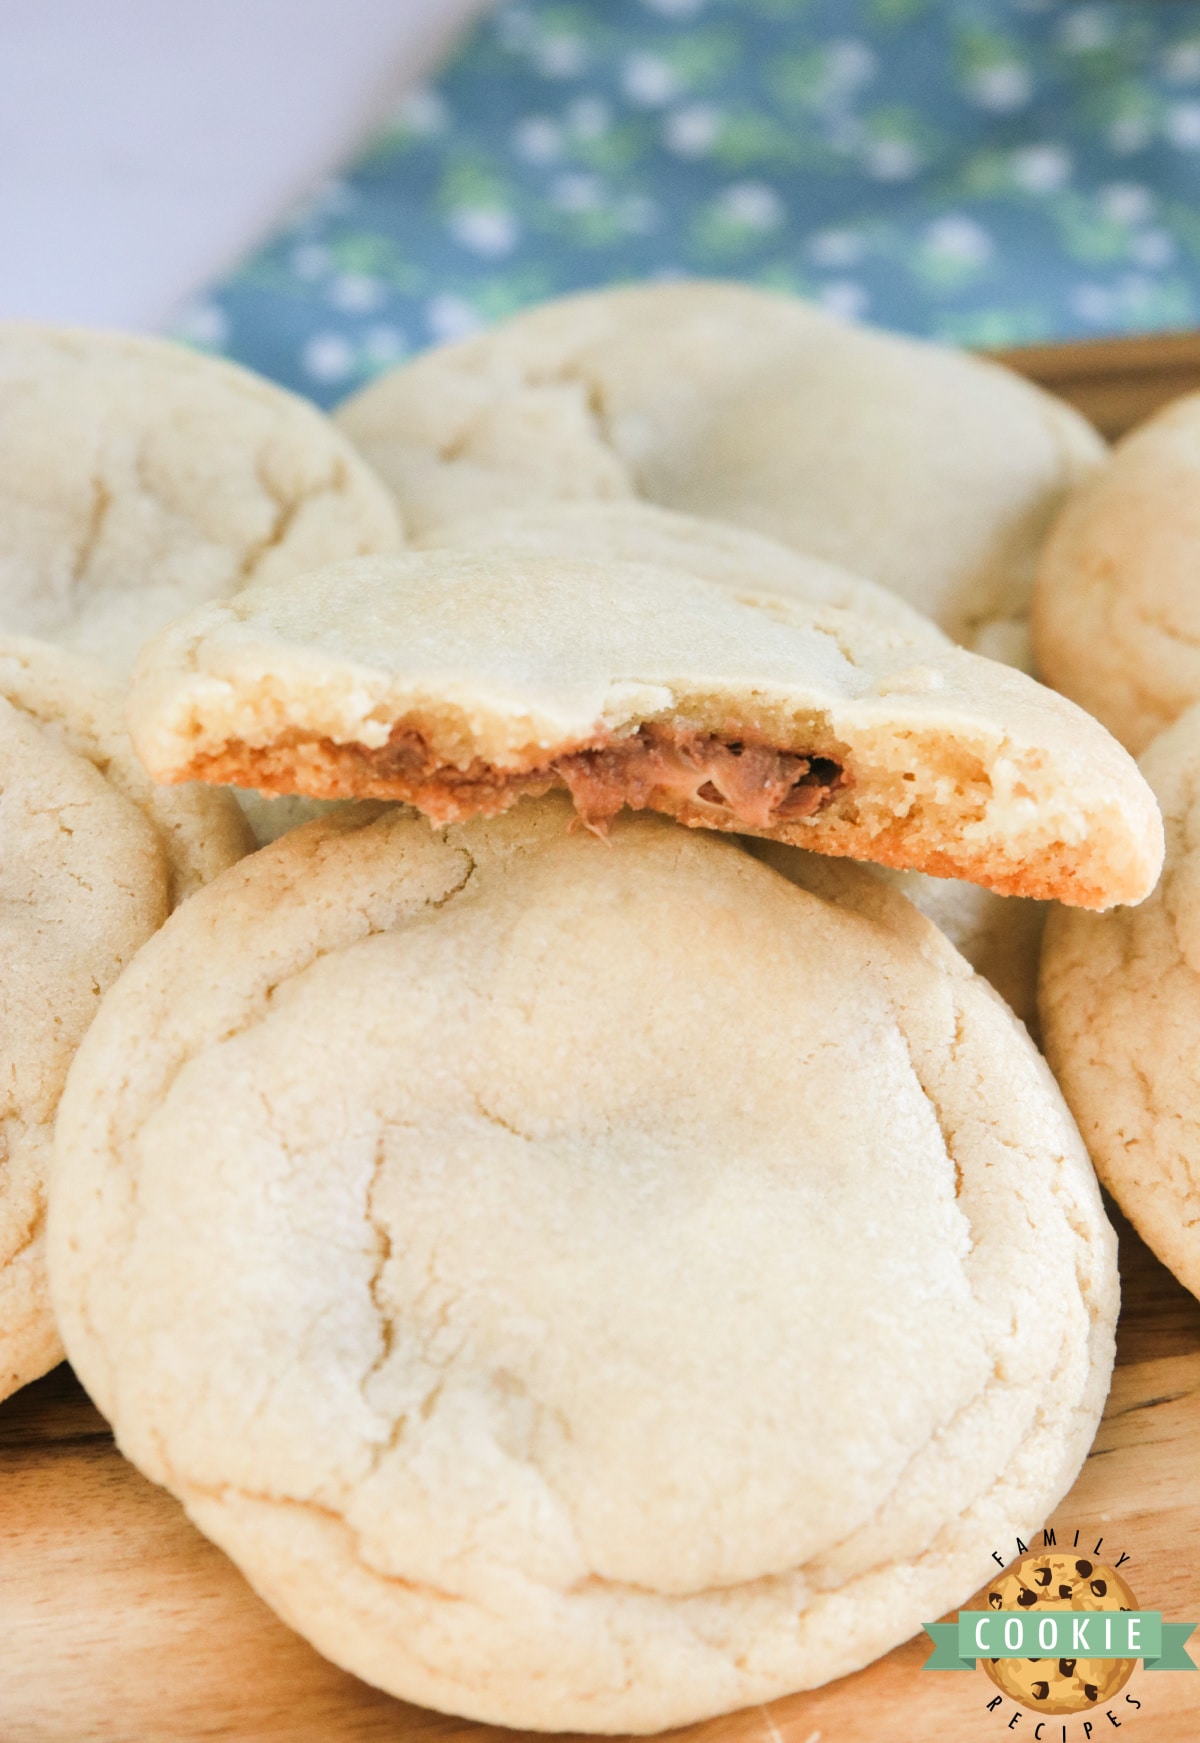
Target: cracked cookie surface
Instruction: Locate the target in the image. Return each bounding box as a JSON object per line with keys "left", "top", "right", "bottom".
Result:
{"left": 49, "top": 798, "right": 1117, "bottom": 1732}
{"left": 335, "top": 281, "right": 1104, "bottom": 657}
{"left": 0, "top": 325, "right": 401, "bottom": 673}
{"left": 1041, "top": 701, "right": 1200, "bottom": 1299}
{"left": 0, "top": 636, "right": 249, "bottom": 1402}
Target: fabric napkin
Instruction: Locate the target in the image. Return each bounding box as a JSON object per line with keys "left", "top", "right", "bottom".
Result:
{"left": 176, "top": 0, "right": 1200, "bottom": 405}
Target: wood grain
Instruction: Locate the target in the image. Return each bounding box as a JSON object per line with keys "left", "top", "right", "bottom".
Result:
{"left": 3, "top": 336, "right": 1200, "bottom": 1743}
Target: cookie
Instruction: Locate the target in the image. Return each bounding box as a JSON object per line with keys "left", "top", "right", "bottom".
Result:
{"left": 981, "top": 1552, "right": 1137, "bottom": 1714}
{"left": 1041, "top": 702, "right": 1200, "bottom": 1299}
{"left": 0, "top": 636, "right": 249, "bottom": 1402}
{"left": 397, "top": 501, "right": 1041, "bottom": 1026}
{"left": 49, "top": 799, "right": 1117, "bottom": 1733}
{"left": 0, "top": 325, "right": 402, "bottom": 672}
{"left": 418, "top": 499, "right": 948, "bottom": 641}
{"left": 1034, "top": 392, "right": 1200, "bottom": 754}
{"left": 336, "top": 281, "right": 1104, "bottom": 654}
{"left": 749, "top": 840, "right": 1046, "bottom": 1034}
{"left": 126, "top": 549, "right": 1162, "bottom": 908}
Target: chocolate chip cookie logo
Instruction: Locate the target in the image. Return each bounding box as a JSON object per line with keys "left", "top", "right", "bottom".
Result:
{"left": 923, "top": 1527, "right": 1197, "bottom": 1735}
{"left": 980, "top": 1552, "right": 1139, "bottom": 1714}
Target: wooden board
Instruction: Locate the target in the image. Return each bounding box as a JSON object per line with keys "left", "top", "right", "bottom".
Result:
{"left": 3, "top": 335, "right": 1200, "bottom": 1743}
{"left": 997, "top": 329, "right": 1200, "bottom": 437}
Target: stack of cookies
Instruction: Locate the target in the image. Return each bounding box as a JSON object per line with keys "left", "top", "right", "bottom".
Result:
{"left": 0, "top": 287, "right": 1180, "bottom": 1733}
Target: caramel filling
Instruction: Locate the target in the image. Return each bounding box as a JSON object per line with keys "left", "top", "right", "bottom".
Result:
{"left": 556, "top": 727, "right": 846, "bottom": 830}
{"left": 191, "top": 722, "right": 848, "bottom": 832}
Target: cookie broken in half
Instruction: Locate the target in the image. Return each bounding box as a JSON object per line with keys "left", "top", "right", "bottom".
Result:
{"left": 128, "top": 550, "right": 1163, "bottom": 908}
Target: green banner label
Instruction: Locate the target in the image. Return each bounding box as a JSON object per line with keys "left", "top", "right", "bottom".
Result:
{"left": 923, "top": 1614, "right": 1197, "bottom": 1671}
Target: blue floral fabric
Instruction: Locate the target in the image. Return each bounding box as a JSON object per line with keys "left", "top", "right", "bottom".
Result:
{"left": 177, "top": 0, "right": 1200, "bottom": 406}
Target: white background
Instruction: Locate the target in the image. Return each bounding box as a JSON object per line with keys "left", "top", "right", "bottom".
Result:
{"left": 0, "top": 0, "right": 487, "bottom": 329}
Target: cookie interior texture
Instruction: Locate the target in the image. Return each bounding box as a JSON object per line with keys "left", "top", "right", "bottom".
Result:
{"left": 1034, "top": 391, "right": 1200, "bottom": 754}
{"left": 0, "top": 637, "right": 249, "bottom": 1402}
{"left": 0, "top": 324, "right": 402, "bottom": 673}
{"left": 1041, "top": 701, "right": 1200, "bottom": 1300}
{"left": 335, "top": 280, "right": 1104, "bottom": 654}
{"left": 49, "top": 800, "right": 1117, "bottom": 1732}
{"left": 127, "top": 549, "right": 1163, "bottom": 908}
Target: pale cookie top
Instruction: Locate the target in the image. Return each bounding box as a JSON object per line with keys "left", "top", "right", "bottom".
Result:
{"left": 0, "top": 326, "right": 402, "bottom": 672}
{"left": 1041, "top": 701, "right": 1200, "bottom": 1300}
{"left": 127, "top": 549, "right": 1163, "bottom": 908}
{"left": 872, "top": 872, "right": 1046, "bottom": 1037}
{"left": 1034, "top": 392, "right": 1200, "bottom": 754}
{"left": 0, "top": 637, "right": 249, "bottom": 1404}
{"left": 336, "top": 281, "right": 1104, "bottom": 652}
{"left": 418, "top": 499, "right": 947, "bottom": 641}
{"left": 49, "top": 801, "right": 1117, "bottom": 1734}
{"left": 748, "top": 840, "right": 1046, "bottom": 1036}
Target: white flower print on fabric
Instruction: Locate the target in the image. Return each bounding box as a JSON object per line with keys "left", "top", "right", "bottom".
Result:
{"left": 176, "top": 0, "right": 1200, "bottom": 405}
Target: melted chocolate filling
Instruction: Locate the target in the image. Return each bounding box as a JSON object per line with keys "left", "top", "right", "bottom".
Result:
{"left": 196, "top": 720, "right": 849, "bottom": 831}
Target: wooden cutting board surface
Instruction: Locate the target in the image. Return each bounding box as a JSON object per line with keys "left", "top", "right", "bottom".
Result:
{"left": 3, "top": 333, "right": 1200, "bottom": 1743}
